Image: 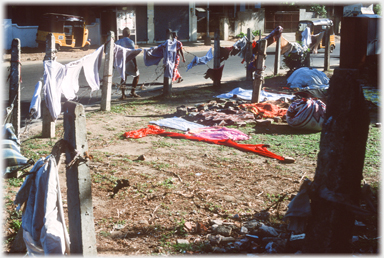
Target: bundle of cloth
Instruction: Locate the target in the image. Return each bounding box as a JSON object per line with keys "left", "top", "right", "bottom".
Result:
{"left": 286, "top": 98, "right": 326, "bottom": 131}
{"left": 287, "top": 67, "right": 329, "bottom": 99}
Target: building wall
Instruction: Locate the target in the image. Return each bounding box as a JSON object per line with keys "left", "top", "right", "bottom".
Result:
{"left": 232, "top": 9, "right": 265, "bottom": 37}
{"left": 154, "top": 5, "right": 190, "bottom": 42}
{"left": 86, "top": 19, "right": 101, "bottom": 46}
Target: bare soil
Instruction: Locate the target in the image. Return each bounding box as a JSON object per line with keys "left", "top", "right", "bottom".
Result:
{"left": 3, "top": 62, "right": 378, "bottom": 255}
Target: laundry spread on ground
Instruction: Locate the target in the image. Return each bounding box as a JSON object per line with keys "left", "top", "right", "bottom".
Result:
{"left": 214, "top": 87, "right": 295, "bottom": 102}
{"left": 149, "top": 116, "right": 206, "bottom": 131}
{"left": 190, "top": 109, "right": 255, "bottom": 126}
{"left": 186, "top": 126, "right": 251, "bottom": 141}
{"left": 239, "top": 102, "right": 288, "bottom": 118}
{"left": 286, "top": 98, "right": 326, "bottom": 131}
{"left": 123, "top": 125, "right": 285, "bottom": 161}
{"left": 123, "top": 125, "right": 166, "bottom": 139}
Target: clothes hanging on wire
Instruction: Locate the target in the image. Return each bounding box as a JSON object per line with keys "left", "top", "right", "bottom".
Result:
{"left": 220, "top": 47, "right": 233, "bottom": 63}
{"left": 29, "top": 81, "right": 42, "bottom": 119}
{"left": 204, "top": 64, "right": 225, "bottom": 81}
{"left": 43, "top": 60, "right": 66, "bottom": 121}
{"left": 186, "top": 48, "right": 213, "bottom": 71}
{"left": 82, "top": 44, "right": 104, "bottom": 91}
{"left": 162, "top": 38, "right": 177, "bottom": 78}
{"left": 61, "top": 59, "right": 84, "bottom": 101}
{"left": 14, "top": 155, "right": 70, "bottom": 255}
{"left": 113, "top": 44, "right": 142, "bottom": 81}
{"left": 231, "top": 36, "right": 248, "bottom": 59}
{"left": 143, "top": 45, "right": 165, "bottom": 66}
{"left": 301, "top": 27, "right": 312, "bottom": 49}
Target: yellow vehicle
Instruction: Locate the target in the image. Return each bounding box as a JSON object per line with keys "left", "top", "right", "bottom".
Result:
{"left": 296, "top": 18, "right": 336, "bottom": 52}
{"left": 36, "top": 13, "right": 91, "bottom": 51}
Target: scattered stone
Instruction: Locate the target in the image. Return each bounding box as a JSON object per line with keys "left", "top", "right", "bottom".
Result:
{"left": 256, "top": 119, "right": 272, "bottom": 126}
{"left": 138, "top": 219, "right": 149, "bottom": 225}
{"left": 245, "top": 234, "right": 260, "bottom": 241}
{"left": 244, "top": 220, "right": 259, "bottom": 229}
{"left": 281, "top": 156, "right": 295, "bottom": 164}
{"left": 232, "top": 214, "right": 240, "bottom": 220}
{"left": 114, "top": 224, "right": 125, "bottom": 230}
{"left": 240, "top": 226, "right": 249, "bottom": 234}
{"left": 259, "top": 223, "right": 278, "bottom": 237}
{"left": 273, "top": 117, "right": 282, "bottom": 123}
{"left": 212, "top": 224, "right": 219, "bottom": 231}
{"left": 137, "top": 155, "right": 145, "bottom": 161}
{"left": 184, "top": 222, "right": 193, "bottom": 231}
{"left": 212, "top": 247, "right": 226, "bottom": 253}
{"left": 223, "top": 195, "right": 236, "bottom": 202}
{"left": 208, "top": 234, "right": 223, "bottom": 245}
{"left": 262, "top": 237, "right": 281, "bottom": 244}
{"left": 375, "top": 122, "right": 381, "bottom": 127}
{"left": 176, "top": 239, "right": 189, "bottom": 245}
{"left": 210, "top": 219, "right": 223, "bottom": 225}
{"left": 176, "top": 106, "right": 188, "bottom": 116}
{"left": 221, "top": 236, "right": 236, "bottom": 243}
{"left": 214, "top": 225, "right": 232, "bottom": 236}
{"left": 196, "top": 221, "right": 208, "bottom": 234}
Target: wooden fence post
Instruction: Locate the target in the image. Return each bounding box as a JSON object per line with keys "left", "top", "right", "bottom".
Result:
{"left": 9, "top": 38, "right": 21, "bottom": 137}
{"left": 213, "top": 28, "right": 221, "bottom": 88}
{"left": 252, "top": 39, "right": 267, "bottom": 103}
{"left": 101, "top": 31, "right": 114, "bottom": 111}
{"left": 324, "top": 26, "right": 331, "bottom": 71}
{"left": 42, "top": 33, "right": 56, "bottom": 138}
{"left": 274, "top": 35, "right": 282, "bottom": 75}
{"left": 64, "top": 101, "right": 97, "bottom": 255}
{"left": 246, "top": 28, "right": 253, "bottom": 81}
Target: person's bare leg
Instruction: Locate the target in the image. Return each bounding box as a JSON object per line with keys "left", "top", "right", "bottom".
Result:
{"left": 131, "top": 76, "right": 140, "bottom": 97}
{"left": 120, "top": 79, "right": 127, "bottom": 100}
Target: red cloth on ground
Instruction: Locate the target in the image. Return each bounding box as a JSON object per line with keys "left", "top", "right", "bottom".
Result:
{"left": 239, "top": 103, "right": 287, "bottom": 118}
{"left": 123, "top": 125, "right": 285, "bottom": 160}
{"left": 123, "top": 125, "right": 165, "bottom": 139}
{"left": 158, "top": 131, "right": 285, "bottom": 161}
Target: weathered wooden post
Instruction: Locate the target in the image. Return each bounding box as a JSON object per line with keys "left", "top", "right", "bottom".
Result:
{"left": 274, "top": 34, "right": 282, "bottom": 75}
{"left": 163, "top": 31, "right": 173, "bottom": 97}
{"left": 245, "top": 28, "right": 253, "bottom": 81}
{"left": 213, "top": 28, "right": 221, "bottom": 88}
{"left": 101, "top": 31, "right": 114, "bottom": 111}
{"left": 9, "top": 38, "right": 21, "bottom": 137}
{"left": 303, "top": 68, "right": 370, "bottom": 253}
{"left": 42, "top": 33, "right": 56, "bottom": 138}
{"left": 64, "top": 101, "right": 97, "bottom": 255}
{"left": 204, "top": 2, "right": 211, "bottom": 46}
{"left": 251, "top": 39, "right": 267, "bottom": 103}
{"left": 324, "top": 26, "right": 331, "bottom": 71}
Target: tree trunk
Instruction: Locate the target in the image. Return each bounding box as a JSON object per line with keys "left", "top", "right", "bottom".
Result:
{"left": 303, "top": 68, "right": 370, "bottom": 253}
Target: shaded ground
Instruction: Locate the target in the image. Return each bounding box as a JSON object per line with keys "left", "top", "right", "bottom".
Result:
{"left": 3, "top": 73, "right": 379, "bottom": 255}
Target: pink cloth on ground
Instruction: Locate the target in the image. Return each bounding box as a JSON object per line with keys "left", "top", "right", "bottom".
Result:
{"left": 186, "top": 126, "right": 250, "bottom": 141}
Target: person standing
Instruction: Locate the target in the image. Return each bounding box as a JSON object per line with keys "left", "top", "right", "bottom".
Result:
{"left": 115, "top": 27, "right": 140, "bottom": 98}
{"left": 171, "top": 32, "right": 185, "bottom": 83}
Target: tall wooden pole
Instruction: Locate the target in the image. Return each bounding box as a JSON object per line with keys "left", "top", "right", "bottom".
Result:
{"left": 42, "top": 33, "right": 56, "bottom": 138}
{"left": 324, "top": 26, "right": 331, "bottom": 71}
{"left": 246, "top": 28, "right": 253, "bottom": 81}
{"left": 252, "top": 39, "right": 267, "bottom": 103}
{"left": 274, "top": 35, "right": 282, "bottom": 75}
{"left": 101, "top": 31, "right": 114, "bottom": 111}
{"left": 213, "top": 28, "right": 221, "bottom": 88}
{"left": 9, "top": 38, "right": 21, "bottom": 137}
{"left": 64, "top": 101, "right": 97, "bottom": 255}
{"left": 204, "top": 2, "right": 211, "bottom": 46}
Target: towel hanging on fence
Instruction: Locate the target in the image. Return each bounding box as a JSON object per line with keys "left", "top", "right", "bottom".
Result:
{"left": 29, "top": 81, "right": 42, "bottom": 119}
{"left": 204, "top": 64, "right": 224, "bottom": 81}
{"left": 186, "top": 48, "right": 213, "bottom": 71}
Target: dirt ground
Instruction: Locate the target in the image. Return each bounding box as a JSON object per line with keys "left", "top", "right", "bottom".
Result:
{"left": 3, "top": 38, "right": 379, "bottom": 255}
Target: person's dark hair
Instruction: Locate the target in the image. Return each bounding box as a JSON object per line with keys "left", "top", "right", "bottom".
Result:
{"left": 172, "top": 32, "right": 178, "bottom": 39}
{"left": 123, "top": 27, "right": 130, "bottom": 37}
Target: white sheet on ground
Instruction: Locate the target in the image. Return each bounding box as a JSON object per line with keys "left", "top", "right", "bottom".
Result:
{"left": 149, "top": 117, "right": 206, "bottom": 131}
{"left": 214, "top": 87, "right": 295, "bottom": 102}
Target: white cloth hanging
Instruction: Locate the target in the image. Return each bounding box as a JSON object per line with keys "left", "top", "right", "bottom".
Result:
{"left": 29, "top": 81, "right": 42, "bottom": 119}
{"left": 301, "top": 27, "right": 312, "bottom": 49}
{"left": 61, "top": 58, "right": 84, "bottom": 100}
{"left": 43, "top": 60, "right": 66, "bottom": 121}
{"left": 161, "top": 39, "right": 177, "bottom": 78}
{"left": 113, "top": 44, "right": 142, "bottom": 81}
{"left": 14, "top": 155, "right": 70, "bottom": 255}
{"left": 82, "top": 44, "right": 104, "bottom": 91}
